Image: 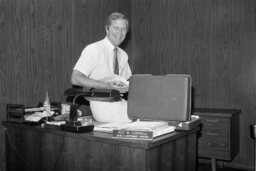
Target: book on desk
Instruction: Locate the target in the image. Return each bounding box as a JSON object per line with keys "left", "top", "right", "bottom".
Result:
{"left": 94, "top": 120, "right": 176, "bottom": 140}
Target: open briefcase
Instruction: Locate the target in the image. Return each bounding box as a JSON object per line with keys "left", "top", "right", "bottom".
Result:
{"left": 127, "top": 74, "right": 200, "bottom": 131}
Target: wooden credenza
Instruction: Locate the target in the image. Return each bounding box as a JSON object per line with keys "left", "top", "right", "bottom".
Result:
{"left": 193, "top": 108, "right": 240, "bottom": 171}
{"left": 3, "top": 122, "right": 199, "bottom": 171}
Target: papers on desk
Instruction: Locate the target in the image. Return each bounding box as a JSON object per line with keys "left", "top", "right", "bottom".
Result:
{"left": 94, "top": 122, "right": 129, "bottom": 133}
{"left": 99, "top": 74, "right": 129, "bottom": 87}
{"left": 94, "top": 120, "right": 175, "bottom": 140}
{"left": 24, "top": 111, "right": 53, "bottom": 122}
{"left": 121, "top": 120, "right": 168, "bottom": 131}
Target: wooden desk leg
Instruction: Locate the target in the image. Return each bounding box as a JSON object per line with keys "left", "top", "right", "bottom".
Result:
{"left": 211, "top": 158, "right": 216, "bottom": 171}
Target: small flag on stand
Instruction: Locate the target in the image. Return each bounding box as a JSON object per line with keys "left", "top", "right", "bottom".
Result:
{"left": 43, "top": 91, "right": 52, "bottom": 116}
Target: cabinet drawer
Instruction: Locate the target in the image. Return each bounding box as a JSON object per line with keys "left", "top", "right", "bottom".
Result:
{"left": 200, "top": 117, "right": 229, "bottom": 127}
{"left": 199, "top": 135, "right": 228, "bottom": 145}
{"left": 200, "top": 117, "right": 229, "bottom": 136}
{"left": 198, "top": 137, "right": 229, "bottom": 159}
{"left": 201, "top": 129, "right": 229, "bottom": 137}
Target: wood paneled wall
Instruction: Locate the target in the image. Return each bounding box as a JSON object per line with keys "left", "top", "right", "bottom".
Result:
{"left": 0, "top": 0, "right": 131, "bottom": 170}
{"left": 131, "top": 0, "right": 256, "bottom": 169}
{"left": 1, "top": 0, "right": 256, "bottom": 169}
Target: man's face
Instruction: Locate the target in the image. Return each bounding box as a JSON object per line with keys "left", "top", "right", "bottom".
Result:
{"left": 106, "top": 19, "right": 128, "bottom": 47}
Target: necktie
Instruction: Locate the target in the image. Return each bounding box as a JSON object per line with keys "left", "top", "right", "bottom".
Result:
{"left": 113, "top": 48, "right": 119, "bottom": 75}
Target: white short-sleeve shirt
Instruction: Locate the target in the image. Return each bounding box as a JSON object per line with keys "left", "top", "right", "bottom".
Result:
{"left": 73, "top": 37, "right": 132, "bottom": 123}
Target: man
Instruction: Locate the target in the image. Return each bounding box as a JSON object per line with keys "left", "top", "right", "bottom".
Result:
{"left": 71, "top": 12, "right": 132, "bottom": 123}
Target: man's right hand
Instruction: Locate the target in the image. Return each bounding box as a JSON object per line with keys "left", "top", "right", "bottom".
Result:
{"left": 107, "top": 81, "right": 129, "bottom": 93}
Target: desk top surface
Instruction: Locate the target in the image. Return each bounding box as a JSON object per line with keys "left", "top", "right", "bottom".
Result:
{"left": 3, "top": 121, "right": 199, "bottom": 149}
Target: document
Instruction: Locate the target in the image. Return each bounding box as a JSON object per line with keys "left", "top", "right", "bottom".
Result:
{"left": 99, "top": 74, "right": 129, "bottom": 87}
{"left": 24, "top": 111, "right": 51, "bottom": 122}
{"left": 94, "top": 122, "right": 131, "bottom": 133}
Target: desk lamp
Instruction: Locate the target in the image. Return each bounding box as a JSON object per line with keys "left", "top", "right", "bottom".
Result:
{"left": 61, "top": 87, "right": 121, "bottom": 133}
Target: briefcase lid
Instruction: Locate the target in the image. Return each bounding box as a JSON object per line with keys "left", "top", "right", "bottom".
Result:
{"left": 127, "top": 74, "right": 192, "bottom": 122}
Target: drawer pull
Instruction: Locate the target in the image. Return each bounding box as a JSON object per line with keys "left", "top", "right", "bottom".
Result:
{"left": 199, "top": 140, "right": 211, "bottom": 145}
{"left": 206, "top": 119, "right": 218, "bottom": 122}
{"left": 206, "top": 131, "right": 219, "bottom": 136}
{"left": 219, "top": 143, "right": 226, "bottom": 147}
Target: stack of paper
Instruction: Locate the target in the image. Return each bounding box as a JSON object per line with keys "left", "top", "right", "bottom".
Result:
{"left": 94, "top": 122, "right": 129, "bottom": 133}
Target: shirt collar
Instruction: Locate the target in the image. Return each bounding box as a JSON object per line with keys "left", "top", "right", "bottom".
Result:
{"left": 104, "top": 37, "right": 118, "bottom": 51}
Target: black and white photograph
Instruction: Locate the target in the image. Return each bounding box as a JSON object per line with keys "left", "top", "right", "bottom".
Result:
{"left": 0, "top": 0, "right": 256, "bottom": 171}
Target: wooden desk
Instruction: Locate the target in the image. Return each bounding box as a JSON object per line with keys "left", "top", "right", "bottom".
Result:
{"left": 3, "top": 122, "right": 199, "bottom": 171}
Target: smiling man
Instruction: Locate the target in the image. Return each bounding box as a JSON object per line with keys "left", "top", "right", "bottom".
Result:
{"left": 71, "top": 12, "right": 132, "bottom": 123}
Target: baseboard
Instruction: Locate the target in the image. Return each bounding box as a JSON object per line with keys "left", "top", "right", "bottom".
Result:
{"left": 223, "top": 162, "right": 254, "bottom": 171}
{"left": 198, "top": 158, "right": 254, "bottom": 171}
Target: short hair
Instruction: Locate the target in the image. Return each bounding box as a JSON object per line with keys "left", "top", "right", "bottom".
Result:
{"left": 105, "top": 12, "right": 129, "bottom": 31}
